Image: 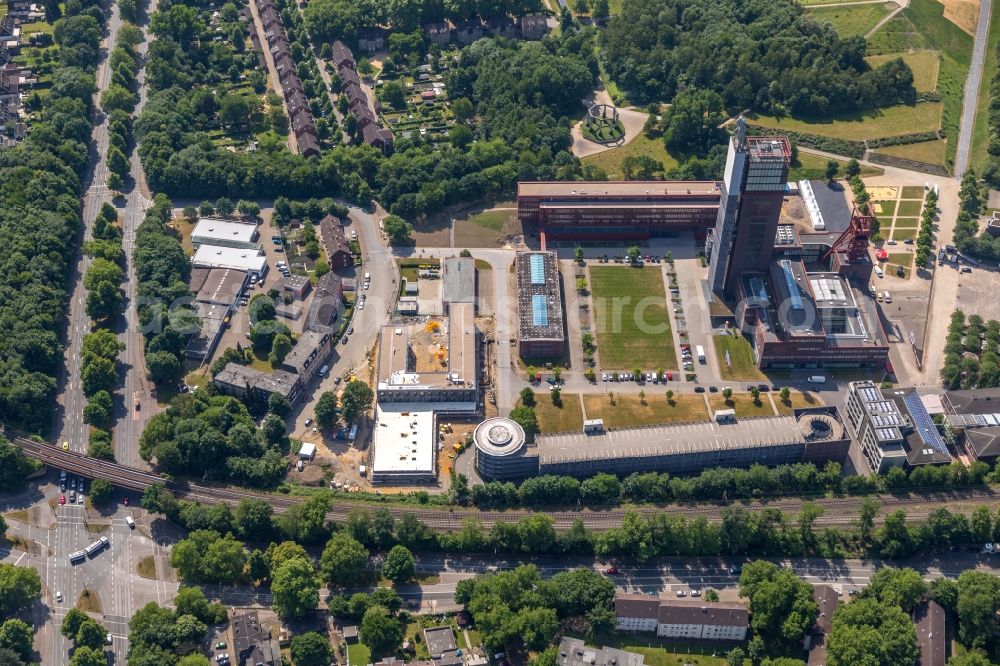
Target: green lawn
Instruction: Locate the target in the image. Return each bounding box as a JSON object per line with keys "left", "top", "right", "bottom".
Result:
{"left": 890, "top": 228, "right": 917, "bottom": 241}
{"left": 901, "top": 186, "right": 927, "bottom": 199}
{"left": 453, "top": 208, "right": 521, "bottom": 248}
{"left": 524, "top": 393, "right": 585, "bottom": 433}
{"left": 396, "top": 258, "right": 439, "bottom": 283}
{"left": 709, "top": 394, "right": 776, "bottom": 418}
{"left": 867, "top": 0, "right": 972, "bottom": 167}
{"left": 589, "top": 266, "right": 676, "bottom": 370}
{"left": 750, "top": 102, "right": 942, "bottom": 140}
{"left": 714, "top": 334, "right": 766, "bottom": 381}
{"left": 875, "top": 138, "right": 949, "bottom": 165}
{"left": 896, "top": 199, "right": 924, "bottom": 216}
{"left": 581, "top": 132, "right": 680, "bottom": 179}
{"left": 892, "top": 217, "right": 920, "bottom": 228}
{"left": 583, "top": 393, "right": 709, "bottom": 429}
{"left": 347, "top": 643, "right": 371, "bottom": 666}
{"left": 20, "top": 21, "right": 54, "bottom": 34}
{"left": 972, "top": 0, "right": 1000, "bottom": 170}
{"left": 583, "top": 635, "right": 731, "bottom": 666}
{"left": 773, "top": 390, "right": 824, "bottom": 415}
{"left": 873, "top": 200, "right": 898, "bottom": 217}
{"left": 807, "top": 2, "right": 897, "bottom": 37}
{"left": 865, "top": 51, "right": 941, "bottom": 92}
{"left": 789, "top": 151, "right": 884, "bottom": 180}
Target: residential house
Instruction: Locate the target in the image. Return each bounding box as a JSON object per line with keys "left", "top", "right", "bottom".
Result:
{"left": 305, "top": 272, "right": 344, "bottom": 333}
{"left": 913, "top": 600, "right": 945, "bottom": 666}
{"left": 486, "top": 16, "right": 518, "bottom": 38}
{"left": 453, "top": 18, "right": 484, "bottom": 44}
{"left": 358, "top": 28, "right": 386, "bottom": 53}
{"left": 614, "top": 593, "right": 748, "bottom": 642}
{"left": 319, "top": 214, "right": 354, "bottom": 269}
{"left": 330, "top": 40, "right": 355, "bottom": 70}
{"left": 423, "top": 21, "right": 452, "bottom": 45}
{"left": 279, "top": 330, "right": 334, "bottom": 384}
{"left": 519, "top": 14, "right": 549, "bottom": 40}
{"left": 806, "top": 585, "right": 839, "bottom": 666}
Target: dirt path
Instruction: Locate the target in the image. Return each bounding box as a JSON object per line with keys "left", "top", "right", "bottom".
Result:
{"left": 866, "top": 0, "right": 908, "bottom": 38}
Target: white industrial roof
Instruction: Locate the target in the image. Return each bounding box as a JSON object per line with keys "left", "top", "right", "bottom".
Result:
{"left": 193, "top": 244, "right": 267, "bottom": 273}
{"left": 371, "top": 406, "right": 436, "bottom": 476}
{"left": 192, "top": 218, "right": 258, "bottom": 244}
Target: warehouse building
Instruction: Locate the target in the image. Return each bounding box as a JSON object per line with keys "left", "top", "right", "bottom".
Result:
{"left": 193, "top": 244, "right": 268, "bottom": 279}
{"left": 442, "top": 256, "right": 476, "bottom": 309}
{"left": 184, "top": 267, "right": 248, "bottom": 359}
{"left": 191, "top": 218, "right": 260, "bottom": 250}
{"left": 370, "top": 406, "right": 437, "bottom": 484}
{"left": 515, "top": 251, "right": 565, "bottom": 359}
{"left": 517, "top": 181, "right": 720, "bottom": 243}
{"left": 614, "top": 594, "right": 748, "bottom": 642}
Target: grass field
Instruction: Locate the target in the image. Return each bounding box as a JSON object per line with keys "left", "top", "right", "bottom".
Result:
{"left": 750, "top": 102, "right": 942, "bottom": 140}
{"left": 601, "top": 635, "right": 730, "bottom": 666}
{"left": 590, "top": 266, "right": 676, "bottom": 370}
{"left": 789, "top": 151, "right": 884, "bottom": 180}
{"left": 896, "top": 199, "right": 924, "bottom": 216}
{"left": 807, "top": 2, "right": 897, "bottom": 37}
{"left": 137, "top": 556, "right": 157, "bottom": 579}
{"left": 581, "top": 132, "right": 680, "bottom": 179}
{"left": 453, "top": 208, "right": 520, "bottom": 248}
{"left": 867, "top": 0, "right": 972, "bottom": 167}
{"left": 708, "top": 394, "right": 776, "bottom": 418}
{"left": 865, "top": 51, "right": 941, "bottom": 92}
{"left": 347, "top": 643, "right": 371, "bottom": 666}
{"left": 583, "top": 393, "right": 709, "bottom": 429}
{"left": 875, "top": 138, "right": 949, "bottom": 166}
{"left": 714, "top": 334, "right": 766, "bottom": 381}
{"left": 20, "top": 21, "right": 54, "bottom": 34}
{"left": 873, "top": 200, "right": 898, "bottom": 216}
{"left": 901, "top": 185, "right": 927, "bottom": 199}
{"left": 891, "top": 228, "right": 917, "bottom": 241}
{"left": 396, "top": 257, "right": 440, "bottom": 283}
{"left": 527, "top": 393, "right": 585, "bottom": 433}
{"left": 773, "top": 390, "right": 824, "bottom": 415}
{"left": 892, "top": 217, "right": 920, "bottom": 228}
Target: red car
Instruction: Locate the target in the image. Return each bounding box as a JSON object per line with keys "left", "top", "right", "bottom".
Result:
{"left": 666, "top": 372, "right": 673, "bottom": 380}
{"left": 59, "top": 495, "right": 65, "bottom": 505}
{"left": 604, "top": 566, "right": 619, "bottom": 575}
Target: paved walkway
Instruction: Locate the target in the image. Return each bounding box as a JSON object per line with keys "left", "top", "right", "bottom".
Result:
{"left": 570, "top": 87, "right": 649, "bottom": 158}
{"left": 865, "top": 0, "right": 909, "bottom": 38}
{"left": 954, "top": 0, "right": 994, "bottom": 176}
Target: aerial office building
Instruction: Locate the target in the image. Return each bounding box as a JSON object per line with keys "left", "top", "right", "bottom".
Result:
{"left": 515, "top": 251, "right": 565, "bottom": 358}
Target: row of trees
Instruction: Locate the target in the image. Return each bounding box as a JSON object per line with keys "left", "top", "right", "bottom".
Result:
{"left": 125, "top": 587, "right": 224, "bottom": 666}
{"left": 100, "top": 20, "right": 144, "bottom": 191}
{"left": 941, "top": 309, "right": 1000, "bottom": 389}
{"left": 600, "top": 0, "right": 916, "bottom": 115}
{"left": 914, "top": 186, "right": 937, "bottom": 268}
{"left": 80, "top": 329, "right": 125, "bottom": 439}
{"left": 0, "top": 0, "right": 108, "bottom": 432}
{"left": 466, "top": 459, "right": 990, "bottom": 509}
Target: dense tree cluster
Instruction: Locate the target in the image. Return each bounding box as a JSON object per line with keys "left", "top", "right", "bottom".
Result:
{"left": 984, "top": 36, "right": 1000, "bottom": 189}
{"left": 0, "top": 0, "right": 108, "bottom": 432}
{"left": 952, "top": 170, "right": 1000, "bottom": 262}
{"left": 941, "top": 310, "right": 1000, "bottom": 389}
{"left": 0, "top": 563, "right": 41, "bottom": 618}
{"left": 455, "top": 565, "right": 614, "bottom": 652}
{"left": 61, "top": 608, "right": 108, "bottom": 652}
{"left": 83, "top": 203, "right": 126, "bottom": 321}
{"left": 304, "top": 0, "right": 542, "bottom": 46}
{"left": 0, "top": 438, "right": 43, "bottom": 492}
{"left": 601, "top": 0, "right": 915, "bottom": 116}
{"left": 134, "top": 194, "right": 195, "bottom": 387}
{"left": 138, "top": 387, "right": 290, "bottom": 486}
{"left": 80, "top": 328, "right": 125, "bottom": 432}
{"left": 125, "top": 593, "right": 219, "bottom": 666}
{"left": 739, "top": 561, "right": 817, "bottom": 645}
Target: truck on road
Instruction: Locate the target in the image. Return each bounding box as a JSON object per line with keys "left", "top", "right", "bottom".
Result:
{"left": 696, "top": 345, "right": 706, "bottom": 363}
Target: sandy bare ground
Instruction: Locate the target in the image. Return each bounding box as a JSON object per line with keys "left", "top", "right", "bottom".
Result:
{"left": 939, "top": 0, "right": 980, "bottom": 34}
{"left": 570, "top": 86, "right": 650, "bottom": 158}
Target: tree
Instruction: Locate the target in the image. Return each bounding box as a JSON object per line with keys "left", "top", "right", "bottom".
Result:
{"left": 290, "top": 631, "right": 332, "bottom": 666}
{"left": 62, "top": 608, "right": 89, "bottom": 640}
{"left": 340, "top": 380, "right": 374, "bottom": 423}
{"left": 592, "top": 0, "right": 609, "bottom": 17}
{"left": 271, "top": 556, "right": 319, "bottom": 619}
{"left": 382, "top": 545, "right": 415, "bottom": 584}
{"left": 249, "top": 295, "right": 276, "bottom": 324}
{"left": 704, "top": 589, "right": 720, "bottom": 602}
{"left": 146, "top": 350, "right": 183, "bottom": 384}
{"left": 449, "top": 124, "right": 474, "bottom": 149}
{"left": 314, "top": 391, "right": 338, "bottom": 428}
{"left": 75, "top": 618, "right": 107, "bottom": 649}
{"left": 948, "top": 651, "right": 992, "bottom": 666}
{"left": 665, "top": 389, "right": 674, "bottom": 405}
{"left": 89, "top": 478, "right": 113, "bottom": 505}
{"left": 865, "top": 567, "right": 927, "bottom": 612}
{"left": 321, "top": 532, "right": 369, "bottom": 587}
{"left": 451, "top": 97, "right": 474, "bottom": 122}
{"left": 662, "top": 87, "right": 726, "bottom": 155}
{"left": 236, "top": 499, "right": 274, "bottom": 540}
{"left": 750, "top": 386, "right": 760, "bottom": 404}
{"left": 68, "top": 647, "right": 107, "bottom": 666}
{"left": 845, "top": 159, "right": 862, "bottom": 178}
{"left": 575, "top": 247, "right": 584, "bottom": 262}
{"left": 727, "top": 648, "right": 746, "bottom": 666}
{"left": 510, "top": 405, "right": 538, "bottom": 438}
{"left": 626, "top": 246, "right": 641, "bottom": 263}
{"left": 825, "top": 160, "right": 840, "bottom": 182}
{"left": 826, "top": 597, "right": 918, "bottom": 666}
{"left": 268, "top": 392, "right": 291, "bottom": 417}
{"left": 780, "top": 386, "right": 791, "bottom": 404}
{"left": 0, "top": 618, "right": 32, "bottom": 662}
{"left": 722, "top": 387, "right": 733, "bottom": 402}
{"left": 175, "top": 586, "right": 226, "bottom": 625}
{"left": 956, "top": 570, "right": 1000, "bottom": 648}
{"left": 383, "top": 214, "right": 413, "bottom": 245}
{"left": 0, "top": 564, "right": 40, "bottom": 617}
{"left": 739, "top": 561, "right": 817, "bottom": 645}
{"left": 360, "top": 606, "right": 404, "bottom": 658}
{"left": 519, "top": 387, "right": 536, "bottom": 407}
{"left": 269, "top": 333, "right": 292, "bottom": 366}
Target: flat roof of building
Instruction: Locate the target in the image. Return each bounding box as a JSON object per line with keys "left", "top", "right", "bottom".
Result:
{"left": 371, "top": 405, "right": 436, "bottom": 477}
{"left": 196, "top": 267, "right": 246, "bottom": 305}
{"left": 185, "top": 300, "right": 228, "bottom": 358}
{"left": 537, "top": 416, "right": 805, "bottom": 465}
{"left": 516, "top": 252, "right": 564, "bottom": 342}
{"left": 557, "top": 638, "right": 644, "bottom": 666}
{"left": 518, "top": 181, "right": 720, "bottom": 197}
{"left": 282, "top": 330, "right": 328, "bottom": 375}
{"left": 193, "top": 244, "right": 267, "bottom": 273}
{"left": 423, "top": 626, "right": 457, "bottom": 658}
{"left": 192, "top": 217, "right": 258, "bottom": 244}
{"left": 449, "top": 302, "right": 476, "bottom": 385}
{"left": 378, "top": 306, "right": 478, "bottom": 391}
{"left": 443, "top": 256, "right": 475, "bottom": 303}
{"left": 214, "top": 363, "right": 300, "bottom": 399}
{"left": 914, "top": 600, "right": 946, "bottom": 666}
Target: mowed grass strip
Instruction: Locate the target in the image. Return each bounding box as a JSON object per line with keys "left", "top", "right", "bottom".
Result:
{"left": 708, "top": 394, "right": 777, "bottom": 418}
{"left": 714, "top": 334, "right": 766, "bottom": 381}
{"left": 582, "top": 393, "right": 709, "bottom": 429}
{"left": 750, "top": 102, "right": 942, "bottom": 140}
{"left": 896, "top": 199, "right": 924, "bottom": 216}
{"left": 891, "top": 228, "right": 917, "bottom": 241}
{"left": 590, "top": 266, "right": 676, "bottom": 370}
{"left": 773, "top": 390, "right": 825, "bottom": 415}
{"left": 807, "top": 2, "right": 897, "bottom": 38}
{"left": 900, "top": 186, "right": 927, "bottom": 199}
{"left": 581, "top": 131, "right": 680, "bottom": 179}
{"left": 892, "top": 217, "right": 920, "bottom": 228}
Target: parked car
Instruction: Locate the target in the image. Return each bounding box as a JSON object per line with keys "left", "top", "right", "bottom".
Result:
{"left": 709, "top": 386, "right": 718, "bottom": 393}
{"left": 304, "top": 418, "right": 313, "bottom": 427}
{"left": 601, "top": 372, "right": 608, "bottom": 381}
{"left": 59, "top": 495, "right": 65, "bottom": 505}
{"left": 604, "top": 566, "right": 618, "bottom": 575}
{"left": 694, "top": 386, "right": 705, "bottom": 393}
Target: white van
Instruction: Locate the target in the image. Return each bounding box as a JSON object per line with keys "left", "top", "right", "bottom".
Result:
{"left": 883, "top": 291, "right": 892, "bottom": 304}
{"left": 125, "top": 516, "right": 135, "bottom": 529}
{"left": 874, "top": 266, "right": 884, "bottom": 278}
{"left": 318, "top": 364, "right": 329, "bottom": 377}
{"left": 808, "top": 375, "right": 826, "bottom": 384}
{"left": 364, "top": 272, "right": 371, "bottom": 281}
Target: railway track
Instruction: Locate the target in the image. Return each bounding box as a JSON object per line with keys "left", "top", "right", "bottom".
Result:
{"left": 16, "top": 437, "right": 1000, "bottom": 532}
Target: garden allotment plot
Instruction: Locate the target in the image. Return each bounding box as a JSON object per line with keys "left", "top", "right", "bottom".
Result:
{"left": 589, "top": 266, "right": 676, "bottom": 370}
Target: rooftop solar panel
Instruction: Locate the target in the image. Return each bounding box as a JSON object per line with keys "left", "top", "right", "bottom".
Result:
{"left": 904, "top": 392, "right": 949, "bottom": 458}
{"left": 532, "top": 294, "right": 548, "bottom": 327}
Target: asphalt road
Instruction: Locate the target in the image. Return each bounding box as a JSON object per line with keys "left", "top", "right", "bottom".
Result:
{"left": 954, "top": 0, "right": 994, "bottom": 177}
